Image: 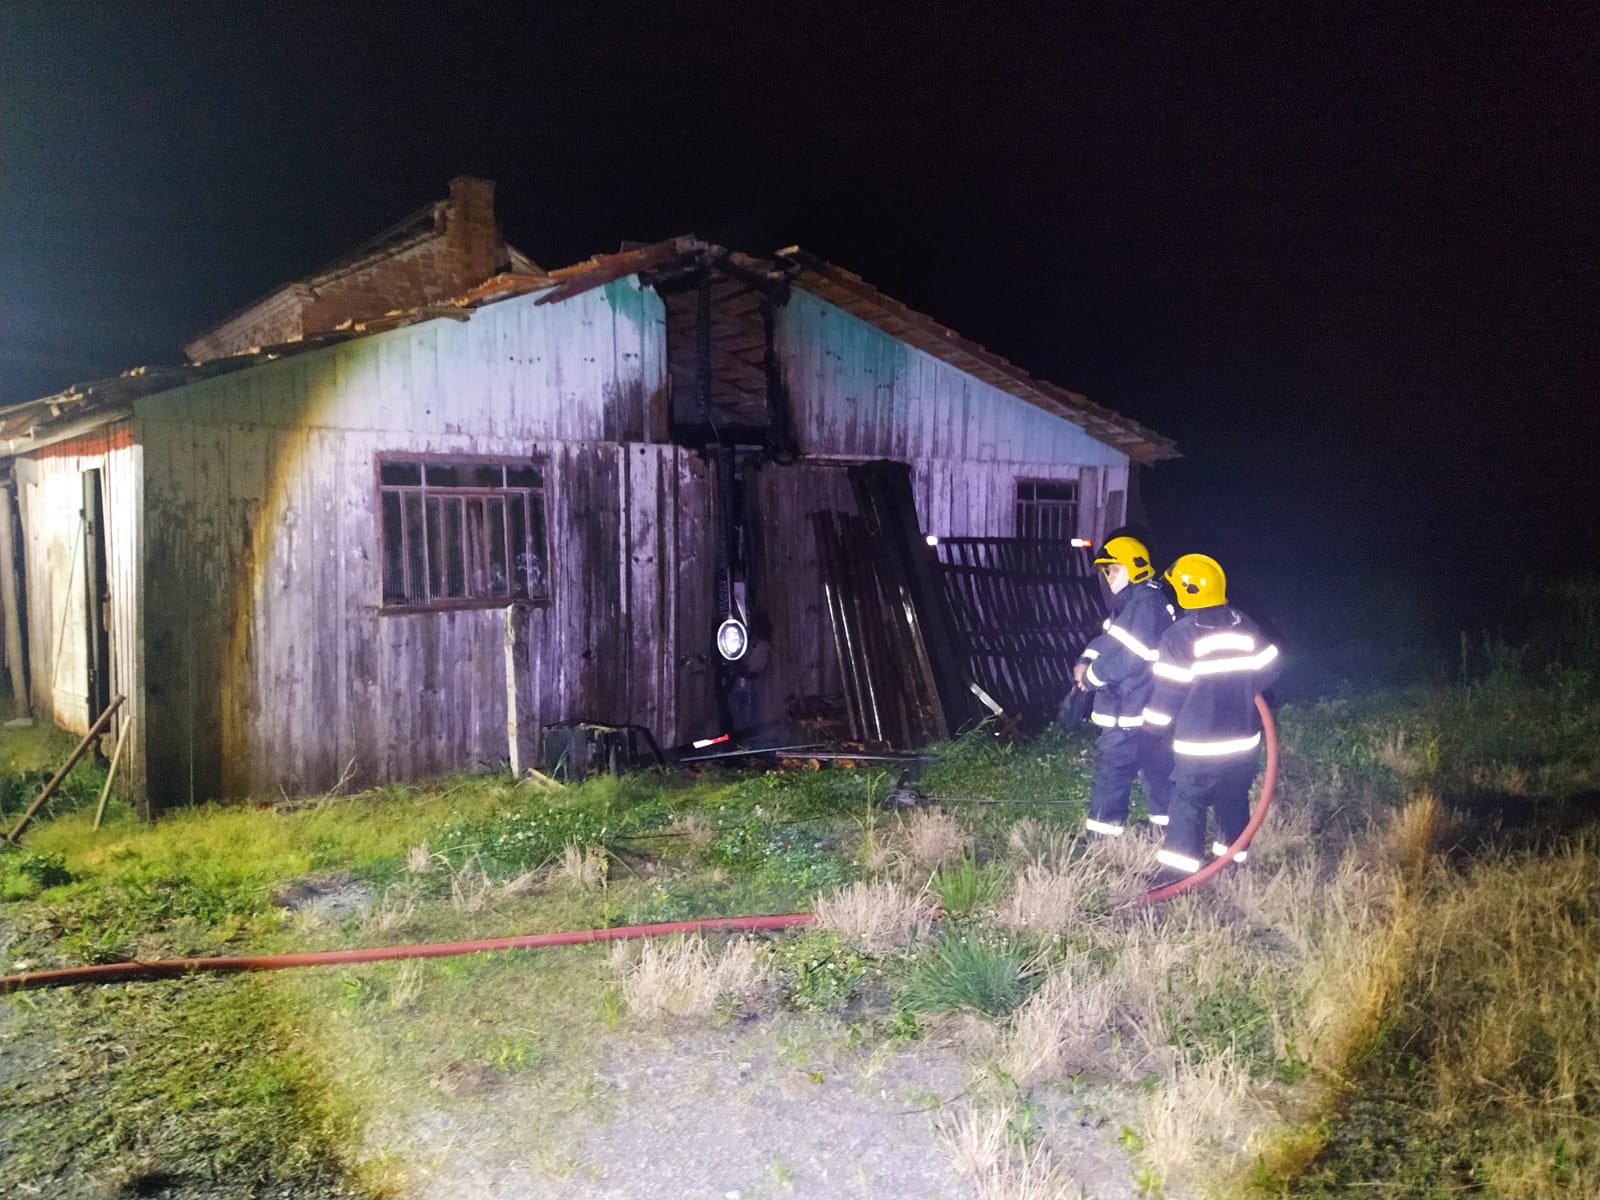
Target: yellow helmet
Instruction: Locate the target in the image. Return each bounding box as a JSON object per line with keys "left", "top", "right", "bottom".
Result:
{"left": 1092, "top": 534, "right": 1154, "bottom": 584}
{"left": 1165, "top": 553, "right": 1227, "bottom": 608}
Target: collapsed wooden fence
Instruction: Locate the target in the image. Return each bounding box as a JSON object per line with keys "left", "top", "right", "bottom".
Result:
{"left": 812, "top": 461, "right": 1107, "bottom": 747}
{"left": 933, "top": 537, "right": 1105, "bottom": 725}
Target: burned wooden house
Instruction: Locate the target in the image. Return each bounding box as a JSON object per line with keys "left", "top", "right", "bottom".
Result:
{"left": 0, "top": 179, "right": 1175, "bottom": 811}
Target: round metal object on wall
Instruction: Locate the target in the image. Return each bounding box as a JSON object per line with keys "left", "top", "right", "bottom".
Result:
{"left": 716, "top": 616, "right": 749, "bottom": 661}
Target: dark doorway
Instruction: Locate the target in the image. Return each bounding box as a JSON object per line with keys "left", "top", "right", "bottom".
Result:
{"left": 81, "top": 468, "right": 112, "bottom": 725}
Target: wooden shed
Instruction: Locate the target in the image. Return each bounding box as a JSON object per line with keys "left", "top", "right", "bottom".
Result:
{"left": 0, "top": 233, "right": 1174, "bottom": 811}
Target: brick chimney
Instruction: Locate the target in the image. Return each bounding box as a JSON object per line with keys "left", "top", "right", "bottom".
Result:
{"left": 446, "top": 176, "right": 502, "bottom": 288}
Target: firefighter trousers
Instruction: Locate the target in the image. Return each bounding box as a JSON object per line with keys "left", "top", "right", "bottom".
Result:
{"left": 1164, "top": 749, "right": 1259, "bottom": 863}
{"left": 1088, "top": 726, "right": 1174, "bottom": 828}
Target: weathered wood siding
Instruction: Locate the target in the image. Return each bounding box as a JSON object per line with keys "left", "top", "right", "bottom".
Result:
{"left": 738, "top": 289, "right": 1131, "bottom": 722}
{"left": 12, "top": 421, "right": 143, "bottom": 784}
{"left": 744, "top": 460, "right": 858, "bottom": 724}
{"left": 136, "top": 280, "right": 720, "bottom": 805}
{"left": 120, "top": 272, "right": 1142, "bottom": 805}
{"left": 776, "top": 288, "right": 1130, "bottom": 540}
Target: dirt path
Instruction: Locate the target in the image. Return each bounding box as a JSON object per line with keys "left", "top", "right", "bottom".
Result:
{"left": 386, "top": 1015, "right": 1144, "bottom": 1200}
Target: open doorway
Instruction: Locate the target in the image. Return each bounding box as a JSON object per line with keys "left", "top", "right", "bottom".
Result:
{"left": 81, "top": 468, "right": 112, "bottom": 727}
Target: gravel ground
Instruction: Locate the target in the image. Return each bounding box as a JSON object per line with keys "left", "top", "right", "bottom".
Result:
{"left": 387, "top": 1015, "right": 1145, "bottom": 1200}
{"left": 3, "top": 1000, "right": 1147, "bottom": 1200}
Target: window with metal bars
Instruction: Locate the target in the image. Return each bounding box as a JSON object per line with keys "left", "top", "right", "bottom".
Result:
{"left": 1014, "top": 479, "right": 1080, "bottom": 540}
{"left": 377, "top": 457, "right": 549, "bottom": 609}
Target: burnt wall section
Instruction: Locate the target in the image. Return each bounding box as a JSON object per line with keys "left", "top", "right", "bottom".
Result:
{"left": 775, "top": 287, "right": 1129, "bottom": 542}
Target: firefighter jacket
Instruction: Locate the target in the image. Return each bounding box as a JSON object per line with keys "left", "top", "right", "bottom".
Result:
{"left": 1143, "top": 604, "right": 1282, "bottom": 758}
{"left": 1076, "top": 579, "right": 1175, "bottom": 729}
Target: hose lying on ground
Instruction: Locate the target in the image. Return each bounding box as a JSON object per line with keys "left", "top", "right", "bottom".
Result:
{"left": 1, "top": 696, "right": 1277, "bottom": 991}
{"left": 1138, "top": 692, "right": 1279, "bottom": 904}
{"left": 0, "top": 913, "right": 813, "bottom": 994}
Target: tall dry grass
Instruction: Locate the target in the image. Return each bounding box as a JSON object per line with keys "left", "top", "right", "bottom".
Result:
{"left": 1004, "top": 817, "right": 1073, "bottom": 868}
{"left": 893, "top": 806, "right": 972, "bottom": 872}
{"left": 935, "top": 1100, "right": 1081, "bottom": 1200}
{"left": 1136, "top": 1050, "right": 1257, "bottom": 1189}
{"left": 1411, "top": 833, "right": 1599, "bottom": 1199}
{"left": 1001, "top": 957, "right": 1116, "bottom": 1085}
{"left": 811, "top": 879, "right": 937, "bottom": 956}
{"left": 1294, "top": 793, "right": 1435, "bottom": 1073}
{"left": 609, "top": 934, "right": 766, "bottom": 1019}
{"left": 552, "top": 841, "right": 607, "bottom": 888}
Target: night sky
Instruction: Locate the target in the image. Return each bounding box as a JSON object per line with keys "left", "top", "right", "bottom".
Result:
{"left": 3, "top": 3, "right": 1595, "bottom": 675}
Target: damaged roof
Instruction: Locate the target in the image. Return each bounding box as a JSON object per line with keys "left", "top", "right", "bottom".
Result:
{"left": 0, "top": 237, "right": 1176, "bottom": 464}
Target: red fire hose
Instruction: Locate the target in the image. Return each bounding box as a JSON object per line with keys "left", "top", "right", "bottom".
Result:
{"left": 0, "top": 913, "right": 813, "bottom": 994}
{"left": 1138, "top": 693, "right": 1278, "bottom": 904}
{"left": 1, "top": 699, "right": 1275, "bottom": 992}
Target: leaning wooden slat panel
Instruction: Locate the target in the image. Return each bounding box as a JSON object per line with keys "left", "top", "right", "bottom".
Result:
{"left": 673, "top": 449, "right": 717, "bottom": 742}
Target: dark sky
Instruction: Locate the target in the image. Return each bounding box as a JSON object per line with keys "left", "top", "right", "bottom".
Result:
{"left": 3, "top": 3, "right": 1596, "bottom": 645}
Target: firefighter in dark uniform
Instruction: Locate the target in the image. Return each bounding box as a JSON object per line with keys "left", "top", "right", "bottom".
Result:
{"left": 1073, "top": 532, "right": 1176, "bottom": 839}
{"left": 1143, "top": 553, "right": 1282, "bottom": 878}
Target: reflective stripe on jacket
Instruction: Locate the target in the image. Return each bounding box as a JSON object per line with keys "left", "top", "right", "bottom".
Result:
{"left": 1144, "top": 604, "right": 1281, "bottom": 756}
{"left": 1075, "top": 580, "right": 1175, "bottom": 726}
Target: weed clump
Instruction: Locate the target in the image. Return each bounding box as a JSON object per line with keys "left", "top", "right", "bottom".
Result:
{"left": 609, "top": 933, "right": 767, "bottom": 1019}
{"left": 812, "top": 880, "right": 936, "bottom": 956}
{"left": 930, "top": 854, "right": 1008, "bottom": 918}
{"left": 767, "top": 928, "right": 872, "bottom": 1011}
{"left": 901, "top": 934, "right": 1041, "bottom": 1018}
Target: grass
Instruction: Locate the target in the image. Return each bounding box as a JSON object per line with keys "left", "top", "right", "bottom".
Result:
{"left": 610, "top": 933, "right": 767, "bottom": 1019}
{"left": 811, "top": 878, "right": 936, "bottom": 955}
{"left": 2, "top": 972, "right": 353, "bottom": 1194}
{"left": 901, "top": 933, "right": 1042, "bottom": 1018}
{"left": 3, "top": 589, "right": 1598, "bottom": 1197}
{"left": 1253, "top": 832, "right": 1600, "bottom": 1199}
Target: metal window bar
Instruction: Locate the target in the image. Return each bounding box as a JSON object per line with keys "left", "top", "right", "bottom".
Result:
{"left": 1015, "top": 497, "right": 1079, "bottom": 541}
{"left": 379, "top": 465, "right": 547, "bottom": 607}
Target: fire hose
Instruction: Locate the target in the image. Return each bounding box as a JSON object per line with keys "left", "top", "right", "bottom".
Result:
{"left": 1138, "top": 693, "right": 1278, "bottom": 904}
{"left": 0, "top": 697, "right": 1275, "bottom": 992}
{"left": 0, "top": 914, "right": 815, "bottom": 994}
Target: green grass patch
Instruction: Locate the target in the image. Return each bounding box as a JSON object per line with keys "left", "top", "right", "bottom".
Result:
{"left": 1268, "top": 835, "right": 1600, "bottom": 1198}
{"left": 1, "top": 973, "right": 351, "bottom": 1195}
{"left": 930, "top": 853, "right": 1008, "bottom": 917}
{"left": 5, "top": 608, "right": 1598, "bottom": 1199}
{"left": 899, "top": 932, "right": 1041, "bottom": 1017}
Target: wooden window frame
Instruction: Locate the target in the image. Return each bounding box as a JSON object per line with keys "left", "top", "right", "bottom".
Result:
{"left": 1014, "top": 478, "right": 1081, "bottom": 541}
{"left": 375, "top": 452, "right": 551, "bottom": 614}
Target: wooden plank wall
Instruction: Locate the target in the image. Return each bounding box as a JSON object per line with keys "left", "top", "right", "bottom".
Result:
{"left": 120, "top": 272, "right": 1141, "bottom": 805}
{"left": 12, "top": 421, "right": 143, "bottom": 787}
{"left": 135, "top": 281, "right": 726, "bottom": 806}
{"left": 774, "top": 288, "right": 1130, "bottom": 540}
{"left": 747, "top": 460, "right": 858, "bottom": 725}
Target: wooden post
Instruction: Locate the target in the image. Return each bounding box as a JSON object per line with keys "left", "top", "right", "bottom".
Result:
{"left": 93, "top": 714, "right": 133, "bottom": 830}
{"left": 0, "top": 486, "right": 28, "bottom": 717}
{"left": 5, "top": 694, "right": 124, "bottom": 843}
{"left": 504, "top": 606, "right": 536, "bottom": 776}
